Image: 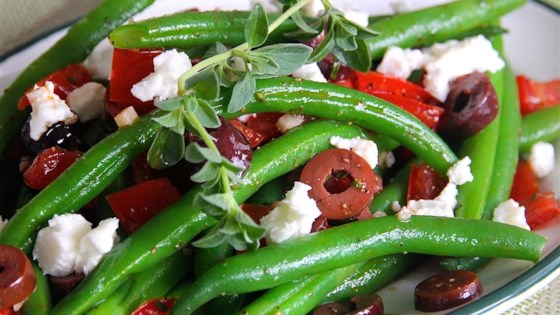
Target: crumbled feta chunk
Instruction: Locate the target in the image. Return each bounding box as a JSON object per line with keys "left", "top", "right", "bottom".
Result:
{"left": 447, "top": 156, "right": 474, "bottom": 185}
{"left": 492, "top": 199, "right": 531, "bottom": 230}
{"left": 33, "top": 214, "right": 92, "bottom": 276}
{"left": 237, "top": 113, "right": 256, "bottom": 123}
{"left": 423, "top": 35, "right": 505, "bottom": 101}
{"left": 330, "top": 136, "right": 378, "bottom": 169}
{"left": 391, "top": 201, "right": 402, "bottom": 213}
{"left": 250, "top": 0, "right": 282, "bottom": 13}
{"left": 83, "top": 39, "right": 113, "bottom": 80}
{"left": 373, "top": 211, "right": 387, "bottom": 218}
{"left": 292, "top": 63, "right": 327, "bottom": 83}
{"left": 260, "top": 182, "right": 322, "bottom": 244}
{"left": 27, "top": 81, "right": 78, "bottom": 140}
{"left": 376, "top": 46, "right": 429, "bottom": 80}
{"left": 75, "top": 218, "right": 120, "bottom": 275}
{"left": 276, "top": 114, "right": 305, "bottom": 133}
{"left": 378, "top": 151, "right": 396, "bottom": 168}
{"left": 303, "top": 0, "right": 324, "bottom": 17}
{"left": 114, "top": 106, "right": 139, "bottom": 128}
{"left": 341, "top": 8, "right": 369, "bottom": 28}
{"left": 66, "top": 82, "right": 106, "bottom": 123}
{"left": 528, "top": 142, "right": 555, "bottom": 178}
{"left": 131, "top": 49, "right": 192, "bottom": 102}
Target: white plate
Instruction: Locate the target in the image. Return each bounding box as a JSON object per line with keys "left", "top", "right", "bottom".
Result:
{"left": 0, "top": 1, "right": 558, "bottom": 314}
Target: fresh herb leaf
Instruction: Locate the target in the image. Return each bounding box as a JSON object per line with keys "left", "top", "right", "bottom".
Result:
{"left": 332, "top": 38, "right": 371, "bottom": 72}
{"left": 245, "top": 4, "right": 269, "bottom": 49}
{"left": 290, "top": 10, "right": 319, "bottom": 35}
{"left": 307, "top": 29, "right": 334, "bottom": 63}
{"left": 152, "top": 110, "right": 185, "bottom": 135}
{"left": 252, "top": 44, "right": 313, "bottom": 75}
{"left": 228, "top": 72, "right": 256, "bottom": 112}
{"left": 147, "top": 127, "right": 185, "bottom": 170}
{"left": 185, "top": 142, "right": 223, "bottom": 164}
{"left": 194, "top": 99, "right": 221, "bottom": 129}
{"left": 184, "top": 70, "right": 220, "bottom": 100}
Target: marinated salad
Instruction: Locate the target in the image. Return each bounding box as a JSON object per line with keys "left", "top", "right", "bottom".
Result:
{"left": 0, "top": 0, "right": 559, "bottom": 314}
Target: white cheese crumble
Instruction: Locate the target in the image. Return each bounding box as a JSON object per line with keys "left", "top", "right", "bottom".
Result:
{"left": 276, "top": 114, "right": 305, "bottom": 133}
{"left": 492, "top": 199, "right": 531, "bottom": 230}
{"left": 27, "top": 81, "right": 78, "bottom": 141}
{"left": 329, "top": 136, "right": 379, "bottom": 169}
{"left": 33, "top": 214, "right": 119, "bottom": 276}
{"left": 131, "top": 49, "right": 192, "bottom": 102}
{"left": 377, "top": 35, "right": 505, "bottom": 101}
{"left": 528, "top": 142, "right": 555, "bottom": 178}
{"left": 83, "top": 39, "right": 114, "bottom": 80}
{"left": 341, "top": 8, "right": 370, "bottom": 28}
{"left": 303, "top": 0, "right": 324, "bottom": 17}
{"left": 260, "top": 182, "right": 322, "bottom": 244}
{"left": 291, "top": 62, "right": 327, "bottom": 83}
{"left": 397, "top": 157, "right": 473, "bottom": 220}
{"left": 250, "top": 0, "right": 282, "bottom": 13}
{"left": 33, "top": 214, "right": 92, "bottom": 277}
{"left": 114, "top": 106, "right": 139, "bottom": 128}
{"left": 378, "top": 151, "right": 396, "bottom": 168}
{"left": 66, "top": 82, "right": 106, "bottom": 123}
{"left": 74, "top": 218, "right": 119, "bottom": 275}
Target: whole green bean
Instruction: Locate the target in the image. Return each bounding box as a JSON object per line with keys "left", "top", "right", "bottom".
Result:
{"left": 368, "top": 162, "right": 412, "bottom": 214}
{"left": 172, "top": 216, "right": 545, "bottom": 314}
{"left": 368, "top": 0, "right": 525, "bottom": 59}
{"left": 0, "top": 0, "right": 155, "bottom": 155}
{"left": 519, "top": 106, "right": 560, "bottom": 152}
{"left": 109, "top": 11, "right": 302, "bottom": 49}
{"left": 21, "top": 263, "right": 51, "bottom": 315}
{"left": 0, "top": 112, "right": 160, "bottom": 253}
{"left": 50, "top": 120, "right": 369, "bottom": 315}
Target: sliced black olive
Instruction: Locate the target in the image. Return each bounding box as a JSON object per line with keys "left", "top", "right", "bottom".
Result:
{"left": 414, "top": 270, "right": 482, "bottom": 312}
{"left": 21, "top": 117, "right": 81, "bottom": 154}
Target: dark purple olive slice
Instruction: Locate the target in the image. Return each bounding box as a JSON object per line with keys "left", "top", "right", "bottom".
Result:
{"left": 21, "top": 117, "right": 80, "bottom": 154}
{"left": 49, "top": 272, "right": 85, "bottom": 303}
{"left": 313, "top": 302, "right": 353, "bottom": 315}
{"left": 313, "top": 294, "right": 384, "bottom": 315}
{"left": 414, "top": 270, "right": 482, "bottom": 312}
{"left": 439, "top": 72, "right": 498, "bottom": 139}
{"left": 211, "top": 117, "right": 252, "bottom": 171}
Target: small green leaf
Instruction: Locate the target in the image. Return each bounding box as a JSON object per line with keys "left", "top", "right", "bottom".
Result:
{"left": 203, "top": 42, "right": 228, "bottom": 59}
{"left": 227, "top": 72, "right": 256, "bottom": 113}
{"left": 307, "top": 31, "right": 335, "bottom": 63}
{"left": 252, "top": 44, "right": 312, "bottom": 75}
{"left": 333, "top": 38, "right": 371, "bottom": 72}
{"left": 192, "top": 224, "right": 227, "bottom": 248}
{"left": 291, "top": 11, "right": 319, "bottom": 35}
{"left": 201, "top": 193, "right": 231, "bottom": 210}
{"left": 185, "top": 142, "right": 223, "bottom": 164}
{"left": 335, "top": 34, "right": 358, "bottom": 51}
{"left": 152, "top": 111, "right": 184, "bottom": 135}
{"left": 155, "top": 97, "right": 184, "bottom": 111}
{"left": 184, "top": 70, "right": 220, "bottom": 100}
{"left": 147, "top": 127, "right": 185, "bottom": 170}
{"left": 249, "top": 54, "right": 280, "bottom": 76}
{"left": 190, "top": 162, "right": 219, "bottom": 183}
{"left": 245, "top": 4, "right": 269, "bottom": 48}
{"left": 194, "top": 99, "right": 221, "bottom": 129}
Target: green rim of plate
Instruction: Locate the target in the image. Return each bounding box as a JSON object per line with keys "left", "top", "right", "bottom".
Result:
{"left": 450, "top": 245, "right": 560, "bottom": 315}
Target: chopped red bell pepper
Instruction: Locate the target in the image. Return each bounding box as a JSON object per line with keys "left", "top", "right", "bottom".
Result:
{"left": 106, "top": 178, "right": 181, "bottom": 234}
{"left": 17, "top": 64, "right": 92, "bottom": 110}
{"left": 406, "top": 163, "right": 447, "bottom": 201}
{"left": 0, "top": 308, "right": 19, "bottom": 315}
{"left": 245, "top": 113, "right": 284, "bottom": 144}
{"left": 23, "top": 147, "right": 81, "bottom": 190}
{"left": 517, "top": 75, "right": 560, "bottom": 116}
{"left": 373, "top": 94, "right": 444, "bottom": 129}
{"left": 131, "top": 298, "right": 176, "bottom": 315}
{"left": 108, "top": 48, "right": 162, "bottom": 116}
{"left": 523, "top": 192, "right": 559, "bottom": 230}
{"left": 241, "top": 203, "right": 273, "bottom": 224}
{"left": 509, "top": 160, "right": 540, "bottom": 203}
{"left": 229, "top": 119, "right": 266, "bottom": 149}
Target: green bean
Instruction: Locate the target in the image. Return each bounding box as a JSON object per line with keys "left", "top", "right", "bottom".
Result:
{"left": 368, "top": 162, "right": 412, "bottom": 214}
{"left": 109, "top": 11, "right": 302, "bottom": 49}
{"left": 194, "top": 242, "right": 234, "bottom": 277}
{"left": 454, "top": 38, "right": 504, "bottom": 219}
{"left": 0, "top": 112, "right": 160, "bottom": 253}
{"left": 368, "top": 0, "right": 525, "bottom": 60}
{"left": 172, "top": 216, "right": 546, "bottom": 314}
{"left": 21, "top": 263, "right": 51, "bottom": 315}
{"left": 519, "top": 106, "right": 560, "bottom": 152}
{"left": 87, "top": 252, "right": 190, "bottom": 315}
{"left": 0, "top": 0, "right": 155, "bottom": 155}
{"left": 50, "top": 120, "right": 369, "bottom": 315}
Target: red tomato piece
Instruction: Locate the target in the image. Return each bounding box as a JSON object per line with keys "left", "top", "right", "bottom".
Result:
{"left": 332, "top": 79, "right": 354, "bottom": 89}
{"left": 106, "top": 178, "right": 181, "bottom": 234}
{"left": 523, "top": 192, "right": 560, "bottom": 230}
{"left": 509, "top": 160, "right": 540, "bottom": 203}
{"left": 17, "top": 64, "right": 92, "bottom": 110}
{"left": 407, "top": 163, "right": 447, "bottom": 201}
{"left": 245, "top": 113, "right": 283, "bottom": 144}
{"left": 0, "top": 308, "right": 19, "bottom": 315}
{"left": 109, "top": 48, "right": 162, "bottom": 115}
{"left": 240, "top": 203, "right": 273, "bottom": 224}
{"left": 132, "top": 298, "right": 176, "bottom": 315}
{"left": 23, "top": 147, "right": 81, "bottom": 190}
{"left": 300, "top": 148, "right": 381, "bottom": 220}
{"left": 353, "top": 71, "right": 440, "bottom": 105}
{"left": 229, "top": 119, "right": 266, "bottom": 149}
{"left": 373, "top": 94, "right": 444, "bottom": 129}
{"left": 517, "top": 75, "right": 560, "bottom": 116}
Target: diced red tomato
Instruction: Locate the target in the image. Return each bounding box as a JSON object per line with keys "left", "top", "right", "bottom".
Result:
{"left": 523, "top": 192, "right": 560, "bottom": 230}
{"left": 17, "top": 64, "right": 92, "bottom": 110}
{"left": 373, "top": 94, "right": 444, "bottom": 129}
{"left": 0, "top": 308, "right": 19, "bottom": 315}
{"left": 229, "top": 119, "right": 266, "bottom": 149}
{"left": 106, "top": 178, "right": 181, "bottom": 234}
{"left": 131, "top": 298, "right": 176, "bottom": 315}
{"left": 517, "top": 75, "right": 560, "bottom": 116}
{"left": 407, "top": 163, "right": 447, "bottom": 201}
{"left": 509, "top": 160, "right": 540, "bottom": 203}
{"left": 332, "top": 79, "right": 354, "bottom": 89}
{"left": 241, "top": 203, "right": 273, "bottom": 224}
{"left": 108, "top": 48, "right": 162, "bottom": 116}
{"left": 245, "top": 113, "right": 284, "bottom": 144}
{"left": 23, "top": 147, "right": 81, "bottom": 190}
{"left": 353, "top": 71, "right": 440, "bottom": 105}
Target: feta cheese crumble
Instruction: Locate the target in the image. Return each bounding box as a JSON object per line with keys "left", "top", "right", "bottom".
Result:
{"left": 276, "top": 114, "right": 305, "bottom": 133}
{"left": 83, "top": 39, "right": 114, "bottom": 80}
{"left": 492, "top": 199, "right": 530, "bottom": 230}
{"left": 528, "top": 141, "right": 555, "bottom": 178}
{"left": 27, "top": 81, "right": 78, "bottom": 141}
{"left": 291, "top": 62, "right": 327, "bottom": 83}
{"left": 131, "top": 49, "right": 192, "bottom": 102}
{"left": 396, "top": 157, "right": 473, "bottom": 220}
{"left": 250, "top": 0, "right": 282, "bottom": 13}
{"left": 329, "top": 136, "right": 379, "bottom": 169}
{"left": 33, "top": 214, "right": 119, "bottom": 276}
{"left": 376, "top": 46, "right": 429, "bottom": 80}
{"left": 260, "top": 182, "right": 322, "bottom": 244}
{"left": 66, "top": 82, "right": 106, "bottom": 123}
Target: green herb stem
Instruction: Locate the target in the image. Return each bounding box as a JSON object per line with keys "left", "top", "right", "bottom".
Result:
{"left": 268, "top": 0, "right": 313, "bottom": 34}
